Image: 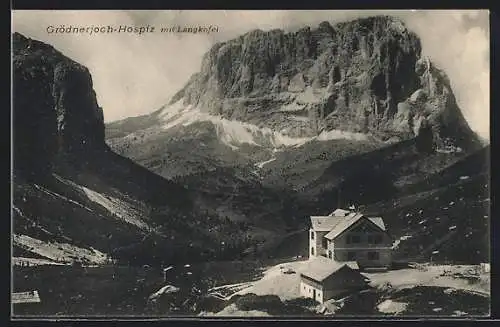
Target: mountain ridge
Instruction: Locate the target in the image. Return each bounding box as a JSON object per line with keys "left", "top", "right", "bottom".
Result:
{"left": 106, "top": 15, "right": 482, "bottom": 198}
{"left": 164, "top": 15, "right": 479, "bottom": 150}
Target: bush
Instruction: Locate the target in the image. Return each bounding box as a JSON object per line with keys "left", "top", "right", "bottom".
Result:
{"left": 284, "top": 297, "right": 317, "bottom": 307}
{"left": 197, "top": 295, "right": 227, "bottom": 313}
{"left": 233, "top": 293, "right": 285, "bottom": 314}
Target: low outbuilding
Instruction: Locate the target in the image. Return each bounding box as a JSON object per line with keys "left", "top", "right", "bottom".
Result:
{"left": 299, "top": 256, "right": 369, "bottom": 304}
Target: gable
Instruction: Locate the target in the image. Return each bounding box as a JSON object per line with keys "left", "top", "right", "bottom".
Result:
{"left": 368, "top": 217, "right": 386, "bottom": 231}
{"left": 324, "top": 213, "right": 363, "bottom": 240}
{"left": 322, "top": 265, "right": 367, "bottom": 287}
{"left": 328, "top": 215, "right": 389, "bottom": 241}
{"left": 349, "top": 218, "right": 385, "bottom": 234}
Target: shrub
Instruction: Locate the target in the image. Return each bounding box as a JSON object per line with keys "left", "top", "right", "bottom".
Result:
{"left": 233, "top": 293, "right": 285, "bottom": 314}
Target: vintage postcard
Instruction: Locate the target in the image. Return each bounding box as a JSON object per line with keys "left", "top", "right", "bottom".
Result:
{"left": 11, "top": 9, "right": 490, "bottom": 319}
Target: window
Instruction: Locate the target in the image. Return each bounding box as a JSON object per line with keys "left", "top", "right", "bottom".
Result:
{"left": 311, "top": 231, "right": 315, "bottom": 240}
{"left": 311, "top": 247, "right": 315, "bottom": 256}
{"left": 328, "top": 250, "right": 332, "bottom": 259}
{"left": 368, "top": 251, "right": 380, "bottom": 260}
{"left": 347, "top": 251, "right": 356, "bottom": 261}
{"left": 322, "top": 238, "right": 328, "bottom": 248}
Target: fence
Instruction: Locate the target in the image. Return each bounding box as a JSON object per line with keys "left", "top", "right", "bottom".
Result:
{"left": 12, "top": 291, "right": 41, "bottom": 304}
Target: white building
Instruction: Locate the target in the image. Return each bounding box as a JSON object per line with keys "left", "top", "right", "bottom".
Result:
{"left": 309, "top": 208, "right": 392, "bottom": 269}
{"left": 299, "top": 256, "right": 368, "bottom": 304}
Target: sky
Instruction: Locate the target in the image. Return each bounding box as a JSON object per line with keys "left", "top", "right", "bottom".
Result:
{"left": 12, "top": 10, "right": 490, "bottom": 140}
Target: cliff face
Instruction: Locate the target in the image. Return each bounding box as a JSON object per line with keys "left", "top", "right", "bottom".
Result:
{"left": 13, "top": 32, "right": 106, "bottom": 178}
{"left": 171, "top": 16, "right": 478, "bottom": 149}
{"left": 12, "top": 32, "right": 279, "bottom": 268}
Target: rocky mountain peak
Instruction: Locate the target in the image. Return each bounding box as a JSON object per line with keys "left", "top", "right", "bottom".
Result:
{"left": 13, "top": 32, "right": 106, "bottom": 178}
{"left": 169, "top": 15, "right": 479, "bottom": 150}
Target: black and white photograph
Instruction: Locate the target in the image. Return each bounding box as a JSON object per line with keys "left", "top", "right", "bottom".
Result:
{"left": 11, "top": 9, "right": 490, "bottom": 318}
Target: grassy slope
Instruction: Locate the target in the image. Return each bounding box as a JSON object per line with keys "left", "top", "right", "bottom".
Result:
{"left": 105, "top": 110, "right": 490, "bottom": 265}
{"left": 302, "top": 139, "right": 471, "bottom": 210}
{"left": 106, "top": 121, "right": 269, "bottom": 179}
{"left": 105, "top": 110, "right": 162, "bottom": 139}
{"left": 261, "top": 146, "right": 490, "bottom": 264}
{"left": 13, "top": 147, "right": 266, "bottom": 266}
{"left": 259, "top": 138, "right": 384, "bottom": 190}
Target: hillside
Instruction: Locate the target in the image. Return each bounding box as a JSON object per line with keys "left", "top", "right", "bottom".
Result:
{"left": 12, "top": 32, "right": 291, "bottom": 267}
{"left": 11, "top": 15, "right": 490, "bottom": 318}
{"left": 105, "top": 15, "right": 488, "bottom": 266}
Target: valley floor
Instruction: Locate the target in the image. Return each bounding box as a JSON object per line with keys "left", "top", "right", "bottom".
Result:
{"left": 11, "top": 258, "right": 490, "bottom": 318}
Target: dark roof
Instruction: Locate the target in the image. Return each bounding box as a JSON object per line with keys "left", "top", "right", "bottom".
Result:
{"left": 310, "top": 208, "right": 355, "bottom": 232}
{"left": 310, "top": 216, "right": 344, "bottom": 232}
{"left": 299, "top": 256, "right": 359, "bottom": 282}
{"left": 310, "top": 209, "right": 387, "bottom": 240}
{"left": 324, "top": 213, "right": 364, "bottom": 240}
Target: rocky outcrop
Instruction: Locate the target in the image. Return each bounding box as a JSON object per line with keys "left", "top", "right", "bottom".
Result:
{"left": 171, "top": 16, "right": 479, "bottom": 150}
{"left": 13, "top": 32, "right": 106, "bottom": 178}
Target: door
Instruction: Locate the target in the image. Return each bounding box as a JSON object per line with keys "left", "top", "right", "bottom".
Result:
{"left": 312, "top": 289, "right": 316, "bottom": 301}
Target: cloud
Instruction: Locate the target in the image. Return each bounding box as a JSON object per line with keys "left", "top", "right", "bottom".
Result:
{"left": 12, "top": 10, "right": 489, "bottom": 139}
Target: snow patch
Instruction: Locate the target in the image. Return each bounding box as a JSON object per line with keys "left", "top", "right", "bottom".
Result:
{"left": 392, "top": 239, "right": 401, "bottom": 250}
{"left": 12, "top": 257, "right": 67, "bottom": 267}
{"left": 199, "top": 304, "right": 271, "bottom": 317}
{"left": 80, "top": 186, "right": 149, "bottom": 230}
{"left": 33, "top": 183, "right": 94, "bottom": 213}
{"left": 13, "top": 234, "right": 108, "bottom": 264}
{"left": 157, "top": 99, "right": 371, "bottom": 150}
{"left": 255, "top": 157, "right": 277, "bottom": 169}
{"left": 53, "top": 175, "right": 150, "bottom": 231}
{"left": 149, "top": 285, "right": 180, "bottom": 301}
{"left": 317, "top": 129, "right": 369, "bottom": 142}
{"left": 377, "top": 300, "right": 408, "bottom": 314}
